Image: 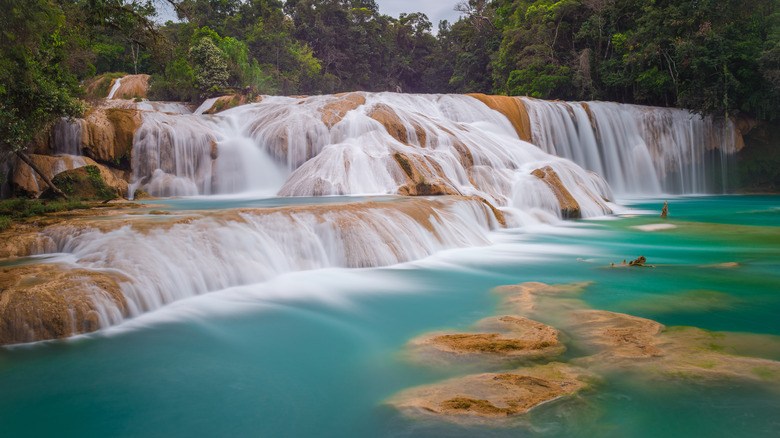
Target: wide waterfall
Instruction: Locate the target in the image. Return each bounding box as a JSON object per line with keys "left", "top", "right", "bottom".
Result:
{"left": 6, "top": 89, "right": 744, "bottom": 341}
{"left": 520, "top": 98, "right": 737, "bottom": 195}
{"left": 37, "top": 197, "right": 498, "bottom": 323}
{"left": 129, "top": 93, "right": 615, "bottom": 221}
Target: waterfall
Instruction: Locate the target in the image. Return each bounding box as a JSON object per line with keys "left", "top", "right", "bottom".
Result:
{"left": 519, "top": 98, "right": 736, "bottom": 195}
{"left": 107, "top": 77, "right": 122, "bottom": 99}
{"left": 128, "top": 93, "right": 615, "bottom": 220}
{"left": 41, "top": 198, "right": 499, "bottom": 320}
{"left": 52, "top": 118, "right": 82, "bottom": 156}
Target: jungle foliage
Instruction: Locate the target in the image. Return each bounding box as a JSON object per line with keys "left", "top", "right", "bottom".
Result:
{"left": 1, "top": 0, "right": 778, "bottom": 159}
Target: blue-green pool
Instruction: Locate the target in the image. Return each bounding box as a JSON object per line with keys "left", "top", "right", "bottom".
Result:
{"left": 1, "top": 196, "right": 778, "bottom": 437}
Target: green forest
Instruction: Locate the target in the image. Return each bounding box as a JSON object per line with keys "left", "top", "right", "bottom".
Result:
{"left": 2, "top": 0, "right": 779, "bottom": 159}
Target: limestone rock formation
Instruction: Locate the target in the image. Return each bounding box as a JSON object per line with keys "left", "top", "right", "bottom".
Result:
{"left": 47, "top": 165, "right": 129, "bottom": 199}
{"left": 531, "top": 166, "right": 581, "bottom": 219}
{"left": 81, "top": 107, "right": 142, "bottom": 168}
{"left": 108, "top": 74, "right": 149, "bottom": 99}
{"left": 494, "top": 281, "right": 780, "bottom": 385}
{"left": 0, "top": 228, "right": 56, "bottom": 259}
{"left": 319, "top": 92, "right": 366, "bottom": 127}
{"left": 10, "top": 154, "right": 125, "bottom": 198}
{"left": 0, "top": 264, "right": 128, "bottom": 345}
{"left": 200, "top": 93, "right": 263, "bottom": 114}
{"left": 467, "top": 94, "right": 532, "bottom": 142}
{"left": 368, "top": 103, "right": 427, "bottom": 147}
{"left": 388, "top": 362, "right": 591, "bottom": 421}
{"left": 406, "top": 315, "right": 564, "bottom": 367}
{"left": 393, "top": 152, "right": 458, "bottom": 196}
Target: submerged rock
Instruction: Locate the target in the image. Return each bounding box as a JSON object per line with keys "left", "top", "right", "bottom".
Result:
{"left": 406, "top": 315, "right": 564, "bottom": 367}
{"left": 494, "top": 281, "right": 780, "bottom": 386}
{"left": 0, "top": 264, "right": 129, "bottom": 345}
{"left": 388, "top": 363, "right": 591, "bottom": 421}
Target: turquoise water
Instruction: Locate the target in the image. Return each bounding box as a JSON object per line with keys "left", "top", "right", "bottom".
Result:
{"left": 1, "top": 196, "right": 779, "bottom": 437}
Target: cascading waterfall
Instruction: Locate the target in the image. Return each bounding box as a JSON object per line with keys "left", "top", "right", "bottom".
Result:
{"left": 8, "top": 86, "right": 743, "bottom": 342}
{"left": 129, "top": 93, "right": 615, "bottom": 221}
{"left": 107, "top": 77, "right": 122, "bottom": 99}
{"left": 520, "top": 98, "right": 737, "bottom": 195}
{"left": 52, "top": 118, "right": 83, "bottom": 156}
{"left": 40, "top": 198, "right": 498, "bottom": 321}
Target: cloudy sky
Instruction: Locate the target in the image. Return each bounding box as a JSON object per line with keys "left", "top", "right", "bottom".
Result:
{"left": 156, "top": 1, "right": 465, "bottom": 29}
{"left": 378, "top": 0, "right": 462, "bottom": 26}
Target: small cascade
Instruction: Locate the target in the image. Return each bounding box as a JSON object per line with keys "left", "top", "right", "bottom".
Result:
{"left": 107, "top": 77, "right": 122, "bottom": 99}
{"left": 41, "top": 198, "right": 498, "bottom": 320}
{"left": 52, "top": 118, "right": 82, "bottom": 155}
{"left": 519, "top": 98, "right": 736, "bottom": 195}
{"left": 130, "top": 112, "right": 218, "bottom": 196}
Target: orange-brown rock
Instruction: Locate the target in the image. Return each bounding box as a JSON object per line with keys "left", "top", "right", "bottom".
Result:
{"left": 0, "top": 264, "right": 129, "bottom": 345}
{"left": 393, "top": 152, "right": 458, "bottom": 196}
{"left": 10, "top": 154, "right": 96, "bottom": 197}
{"left": 109, "top": 74, "right": 149, "bottom": 99}
{"left": 319, "top": 93, "right": 366, "bottom": 128}
{"left": 467, "top": 94, "right": 532, "bottom": 142}
{"left": 0, "top": 229, "right": 56, "bottom": 259}
{"left": 495, "top": 282, "right": 780, "bottom": 385}
{"left": 82, "top": 107, "right": 141, "bottom": 167}
{"left": 568, "top": 310, "right": 665, "bottom": 359}
{"left": 368, "top": 104, "right": 427, "bottom": 147}
{"left": 531, "top": 166, "right": 581, "bottom": 219}
{"left": 407, "top": 315, "right": 564, "bottom": 367}
{"left": 201, "top": 94, "right": 256, "bottom": 115}
{"left": 388, "top": 362, "right": 590, "bottom": 421}
{"left": 470, "top": 196, "right": 506, "bottom": 228}
{"left": 493, "top": 281, "right": 593, "bottom": 320}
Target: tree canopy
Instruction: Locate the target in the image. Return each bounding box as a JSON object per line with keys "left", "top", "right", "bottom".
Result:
{"left": 1, "top": 0, "right": 778, "bottom": 137}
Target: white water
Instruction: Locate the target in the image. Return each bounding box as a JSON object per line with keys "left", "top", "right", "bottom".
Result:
{"left": 7, "top": 90, "right": 740, "bottom": 340}
{"left": 129, "top": 93, "right": 615, "bottom": 219}
{"left": 40, "top": 198, "right": 498, "bottom": 320}
{"left": 52, "top": 118, "right": 82, "bottom": 155}
{"left": 520, "top": 98, "right": 736, "bottom": 195}
{"left": 107, "top": 77, "right": 122, "bottom": 99}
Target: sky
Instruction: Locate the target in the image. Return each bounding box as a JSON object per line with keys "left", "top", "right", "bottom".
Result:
{"left": 155, "top": 1, "right": 465, "bottom": 29}
{"left": 377, "top": 0, "right": 462, "bottom": 26}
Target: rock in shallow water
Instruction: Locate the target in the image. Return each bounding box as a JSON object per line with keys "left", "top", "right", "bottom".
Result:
{"left": 0, "top": 264, "right": 129, "bottom": 345}
{"left": 387, "top": 362, "right": 592, "bottom": 421}
{"left": 406, "top": 315, "right": 564, "bottom": 367}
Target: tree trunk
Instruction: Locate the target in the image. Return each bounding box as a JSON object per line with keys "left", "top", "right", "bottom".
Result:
{"left": 15, "top": 151, "right": 67, "bottom": 199}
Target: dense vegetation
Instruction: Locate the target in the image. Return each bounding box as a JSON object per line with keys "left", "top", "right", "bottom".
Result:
{"left": 1, "top": 0, "right": 778, "bottom": 166}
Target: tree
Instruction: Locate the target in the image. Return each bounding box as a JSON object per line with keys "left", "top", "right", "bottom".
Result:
{"left": 0, "top": 0, "right": 88, "bottom": 197}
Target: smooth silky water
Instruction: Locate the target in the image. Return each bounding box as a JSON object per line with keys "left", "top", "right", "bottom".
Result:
{"left": 1, "top": 195, "right": 778, "bottom": 437}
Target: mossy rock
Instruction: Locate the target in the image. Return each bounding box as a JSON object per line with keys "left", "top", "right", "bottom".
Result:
{"left": 44, "top": 165, "right": 119, "bottom": 200}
